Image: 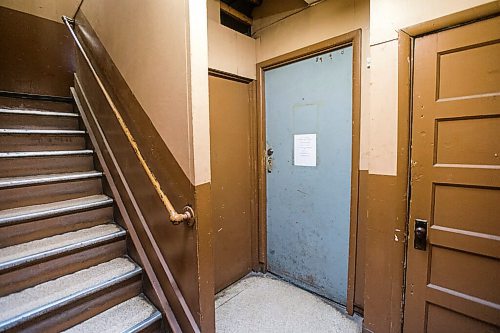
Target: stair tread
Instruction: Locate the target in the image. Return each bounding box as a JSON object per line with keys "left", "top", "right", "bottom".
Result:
{"left": 0, "top": 257, "right": 140, "bottom": 328}
{"left": 0, "top": 129, "right": 85, "bottom": 135}
{"left": 0, "top": 171, "right": 103, "bottom": 189}
{"left": 0, "top": 108, "right": 79, "bottom": 117}
{"left": 0, "top": 150, "right": 93, "bottom": 158}
{"left": 0, "top": 224, "right": 124, "bottom": 269}
{"left": 63, "top": 295, "right": 160, "bottom": 333}
{"left": 0, "top": 194, "right": 113, "bottom": 226}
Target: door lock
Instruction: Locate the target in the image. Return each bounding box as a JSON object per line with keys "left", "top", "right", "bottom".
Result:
{"left": 414, "top": 219, "right": 428, "bottom": 251}
{"left": 266, "top": 147, "right": 274, "bottom": 173}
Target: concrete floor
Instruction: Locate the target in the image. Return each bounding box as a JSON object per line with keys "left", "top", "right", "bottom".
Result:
{"left": 215, "top": 274, "right": 362, "bottom": 333}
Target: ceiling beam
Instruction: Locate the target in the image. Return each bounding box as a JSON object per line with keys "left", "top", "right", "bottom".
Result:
{"left": 303, "top": 0, "right": 322, "bottom": 4}
{"left": 220, "top": 2, "right": 253, "bottom": 26}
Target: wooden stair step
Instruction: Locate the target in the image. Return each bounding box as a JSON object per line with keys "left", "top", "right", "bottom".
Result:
{"left": 0, "top": 224, "right": 127, "bottom": 296}
{"left": 0, "top": 171, "right": 102, "bottom": 189}
{"left": 0, "top": 223, "right": 125, "bottom": 271}
{"left": 0, "top": 108, "right": 79, "bottom": 118}
{"left": 0, "top": 129, "right": 87, "bottom": 152}
{"left": 0, "top": 108, "right": 80, "bottom": 130}
{"left": 0, "top": 96, "right": 75, "bottom": 113}
{"left": 63, "top": 295, "right": 162, "bottom": 333}
{"left": 0, "top": 205, "right": 114, "bottom": 248}
{"left": 0, "top": 150, "right": 94, "bottom": 177}
{"left": 0, "top": 129, "right": 84, "bottom": 134}
{"left": 0, "top": 150, "right": 93, "bottom": 158}
{"left": 0, "top": 257, "right": 142, "bottom": 331}
{"left": 0, "top": 194, "right": 113, "bottom": 227}
{"left": 0, "top": 171, "right": 104, "bottom": 210}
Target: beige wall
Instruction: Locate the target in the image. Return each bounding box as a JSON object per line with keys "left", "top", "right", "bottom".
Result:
{"left": 252, "top": 0, "right": 307, "bottom": 33}
{"left": 367, "top": 40, "right": 398, "bottom": 175}
{"left": 81, "top": 0, "right": 210, "bottom": 186}
{"left": 189, "top": 0, "right": 211, "bottom": 185}
{"left": 254, "top": 0, "right": 371, "bottom": 170}
{"left": 0, "top": 0, "right": 80, "bottom": 22}
{"left": 207, "top": 0, "right": 256, "bottom": 79}
{"left": 371, "top": 0, "right": 497, "bottom": 44}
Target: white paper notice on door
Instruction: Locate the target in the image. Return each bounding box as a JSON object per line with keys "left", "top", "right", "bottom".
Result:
{"left": 294, "top": 134, "right": 317, "bottom": 167}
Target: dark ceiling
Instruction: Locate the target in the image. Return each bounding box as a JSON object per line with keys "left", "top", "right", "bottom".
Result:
{"left": 220, "top": 0, "right": 263, "bottom": 18}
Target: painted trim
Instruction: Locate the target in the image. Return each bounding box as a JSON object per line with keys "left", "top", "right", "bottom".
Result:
{"left": 208, "top": 68, "right": 254, "bottom": 84}
{"left": 401, "top": 1, "right": 500, "bottom": 37}
{"left": 256, "top": 29, "right": 362, "bottom": 315}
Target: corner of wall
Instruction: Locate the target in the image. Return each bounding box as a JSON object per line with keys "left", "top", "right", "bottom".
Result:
{"left": 187, "top": 0, "right": 211, "bottom": 186}
{"left": 0, "top": 0, "right": 81, "bottom": 22}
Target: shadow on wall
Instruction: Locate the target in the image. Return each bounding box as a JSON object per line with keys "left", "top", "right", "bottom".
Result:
{"left": 253, "top": 0, "right": 307, "bottom": 19}
{"left": 0, "top": 6, "right": 75, "bottom": 96}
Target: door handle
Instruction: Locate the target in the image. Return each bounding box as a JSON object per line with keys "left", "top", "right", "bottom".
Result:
{"left": 414, "top": 219, "right": 427, "bottom": 251}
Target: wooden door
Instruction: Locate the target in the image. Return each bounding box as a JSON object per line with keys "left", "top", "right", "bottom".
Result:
{"left": 209, "top": 75, "right": 254, "bottom": 293}
{"left": 404, "top": 16, "right": 500, "bottom": 332}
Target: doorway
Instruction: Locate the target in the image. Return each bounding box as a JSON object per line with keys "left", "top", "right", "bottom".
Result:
{"left": 404, "top": 15, "right": 500, "bottom": 332}
{"left": 209, "top": 73, "right": 254, "bottom": 293}
{"left": 257, "top": 31, "right": 361, "bottom": 313}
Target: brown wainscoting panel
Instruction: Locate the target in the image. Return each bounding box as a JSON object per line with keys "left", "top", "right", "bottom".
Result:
{"left": 0, "top": 7, "right": 75, "bottom": 96}
{"left": 193, "top": 182, "right": 215, "bottom": 332}
{"left": 209, "top": 75, "right": 253, "bottom": 293}
{"left": 73, "top": 11, "right": 213, "bottom": 331}
{"left": 363, "top": 174, "right": 407, "bottom": 333}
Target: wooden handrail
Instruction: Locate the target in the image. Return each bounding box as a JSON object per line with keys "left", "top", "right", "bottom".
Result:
{"left": 71, "top": 86, "right": 183, "bottom": 332}
{"left": 62, "top": 15, "right": 195, "bottom": 226}
{"left": 72, "top": 81, "right": 200, "bottom": 332}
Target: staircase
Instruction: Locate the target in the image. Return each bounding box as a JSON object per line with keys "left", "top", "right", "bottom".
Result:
{"left": 0, "top": 97, "right": 163, "bottom": 332}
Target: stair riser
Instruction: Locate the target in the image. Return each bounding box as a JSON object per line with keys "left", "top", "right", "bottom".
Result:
{"left": 0, "top": 134, "right": 86, "bottom": 152}
{"left": 0, "top": 178, "right": 103, "bottom": 210}
{"left": 0, "top": 113, "right": 80, "bottom": 130}
{"left": 6, "top": 276, "right": 142, "bottom": 333}
{"left": 0, "top": 240, "right": 126, "bottom": 296}
{"left": 0, "top": 155, "right": 94, "bottom": 177}
{"left": 138, "top": 318, "right": 163, "bottom": 333}
{"left": 0, "top": 206, "right": 114, "bottom": 247}
{"left": 0, "top": 97, "right": 75, "bottom": 113}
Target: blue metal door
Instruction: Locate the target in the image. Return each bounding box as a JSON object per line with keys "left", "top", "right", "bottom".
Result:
{"left": 265, "top": 46, "right": 353, "bottom": 304}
